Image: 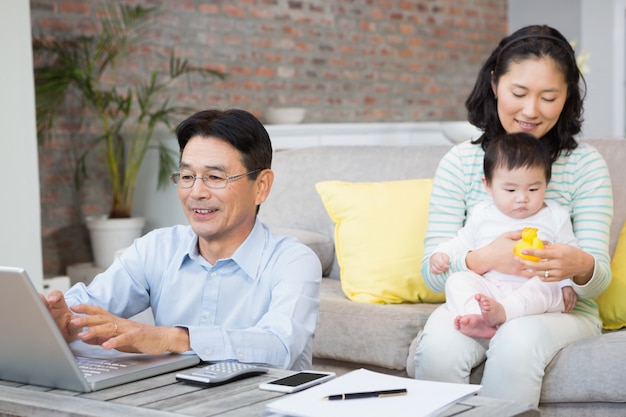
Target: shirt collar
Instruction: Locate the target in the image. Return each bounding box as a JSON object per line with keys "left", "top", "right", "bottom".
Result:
{"left": 183, "top": 220, "right": 265, "bottom": 280}
{"left": 230, "top": 219, "right": 265, "bottom": 280}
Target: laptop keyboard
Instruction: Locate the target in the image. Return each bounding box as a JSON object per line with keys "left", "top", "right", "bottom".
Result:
{"left": 75, "top": 356, "right": 138, "bottom": 377}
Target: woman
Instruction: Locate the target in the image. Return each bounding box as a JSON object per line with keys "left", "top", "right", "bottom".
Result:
{"left": 414, "top": 25, "right": 613, "bottom": 407}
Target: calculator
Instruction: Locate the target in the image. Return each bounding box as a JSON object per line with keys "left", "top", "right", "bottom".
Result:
{"left": 176, "top": 361, "right": 269, "bottom": 387}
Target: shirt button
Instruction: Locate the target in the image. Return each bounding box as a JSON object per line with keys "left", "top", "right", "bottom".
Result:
{"left": 210, "top": 272, "right": 217, "bottom": 278}
{"left": 205, "top": 348, "right": 212, "bottom": 355}
{"left": 237, "top": 352, "right": 244, "bottom": 360}
{"left": 203, "top": 312, "right": 211, "bottom": 320}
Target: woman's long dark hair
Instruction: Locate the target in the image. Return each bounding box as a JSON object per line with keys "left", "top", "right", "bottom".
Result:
{"left": 465, "top": 25, "right": 586, "bottom": 161}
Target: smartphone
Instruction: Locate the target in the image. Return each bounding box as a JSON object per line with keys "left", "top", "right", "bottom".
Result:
{"left": 258, "top": 370, "right": 336, "bottom": 393}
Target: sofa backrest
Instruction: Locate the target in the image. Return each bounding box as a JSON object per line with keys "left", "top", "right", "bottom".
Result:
{"left": 584, "top": 138, "right": 626, "bottom": 255}
{"left": 259, "top": 144, "right": 451, "bottom": 278}
{"left": 259, "top": 139, "right": 625, "bottom": 277}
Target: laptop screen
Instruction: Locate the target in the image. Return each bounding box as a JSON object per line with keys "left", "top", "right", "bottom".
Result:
{"left": 0, "top": 266, "right": 199, "bottom": 392}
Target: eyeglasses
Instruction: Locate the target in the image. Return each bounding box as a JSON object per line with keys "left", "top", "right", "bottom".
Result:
{"left": 170, "top": 169, "right": 262, "bottom": 189}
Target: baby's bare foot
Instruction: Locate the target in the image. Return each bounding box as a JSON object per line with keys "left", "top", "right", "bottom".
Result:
{"left": 455, "top": 314, "right": 497, "bottom": 339}
{"left": 475, "top": 293, "right": 506, "bottom": 328}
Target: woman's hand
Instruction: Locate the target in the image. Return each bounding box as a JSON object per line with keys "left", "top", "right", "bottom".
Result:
{"left": 69, "top": 304, "right": 191, "bottom": 355}
{"left": 466, "top": 230, "right": 535, "bottom": 277}
{"left": 520, "top": 242, "right": 595, "bottom": 285}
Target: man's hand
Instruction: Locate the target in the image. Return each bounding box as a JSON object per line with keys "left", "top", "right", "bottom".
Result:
{"left": 40, "top": 290, "right": 80, "bottom": 344}
{"left": 69, "top": 304, "right": 191, "bottom": 355}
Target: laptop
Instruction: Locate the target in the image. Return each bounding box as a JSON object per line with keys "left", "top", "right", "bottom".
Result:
{"left": 0, "top": 266, "right": 200, "bottom": 392}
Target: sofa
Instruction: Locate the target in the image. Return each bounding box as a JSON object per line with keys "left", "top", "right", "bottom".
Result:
{"left": 258, "top": 138, "right": 626, "bottom": 416}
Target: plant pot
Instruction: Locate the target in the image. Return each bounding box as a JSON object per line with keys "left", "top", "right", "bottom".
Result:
{"left": 85, "top": 216, "right": 146, "bottom": 268}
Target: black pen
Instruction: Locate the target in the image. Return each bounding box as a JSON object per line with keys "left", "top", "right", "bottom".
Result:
{"left": 323, "top": 388, "right": 407, "bottom": 401}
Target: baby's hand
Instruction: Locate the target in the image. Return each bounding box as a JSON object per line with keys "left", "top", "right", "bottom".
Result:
{"left": 561, "top": 286, "right": 578, "bottom": 313}
{"left": 430, "top": 253, "right": 450, "bottom": 275}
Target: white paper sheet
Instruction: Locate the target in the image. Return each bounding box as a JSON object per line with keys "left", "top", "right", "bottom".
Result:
{"left": 265, "top": 368, "right": 481, "bottom": 417}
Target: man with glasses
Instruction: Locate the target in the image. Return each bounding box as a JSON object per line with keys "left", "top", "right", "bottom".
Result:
{"left": 42, "top": 109, "right": 322, "bottom": 371}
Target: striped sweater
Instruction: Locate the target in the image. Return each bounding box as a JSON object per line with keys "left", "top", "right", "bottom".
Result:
{"left": 420, "top": 140, "right": 613, "bottom": 318}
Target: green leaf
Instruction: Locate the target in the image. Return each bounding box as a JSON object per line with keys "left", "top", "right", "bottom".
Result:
{"left": 32, "top": 2, "right": 226, "bottom": 218}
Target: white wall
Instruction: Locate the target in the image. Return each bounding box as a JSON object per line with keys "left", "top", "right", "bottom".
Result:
{"left": 509, "top": 0, "right": 626, "bottom": 138}
{"left": 509, "top": 0, "right": 581, "bottom": 40}
{"left": 579, "top": 0, "right": 624, "bottom": 137}
{"left": 0, "top": 1, "right": 43, "bottom": 289}
{"left": 133, "top": 138, "right": 187, "bottom": 232}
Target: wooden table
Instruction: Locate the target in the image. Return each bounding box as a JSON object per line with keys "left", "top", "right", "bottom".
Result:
{"left": 0, "top": 367, "right": 538, "bottom": 417}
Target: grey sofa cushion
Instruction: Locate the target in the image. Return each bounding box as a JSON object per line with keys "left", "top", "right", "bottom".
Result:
{"left": 271, "top": 227, "right": 334, "bottom": 276}
{"left": 540, "top": 330, "right": 626, "bottom": 403}
{"left": 313, "top": 279, "right": 439, "bottom": 370}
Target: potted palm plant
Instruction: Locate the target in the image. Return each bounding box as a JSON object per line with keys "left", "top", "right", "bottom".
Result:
{"left": 33, "top": 3, "right": 225, "bottom": 267}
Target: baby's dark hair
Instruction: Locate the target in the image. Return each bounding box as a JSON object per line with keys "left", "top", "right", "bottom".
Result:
{"left": 483, "top": 132, "right": 552, "bottom": 185}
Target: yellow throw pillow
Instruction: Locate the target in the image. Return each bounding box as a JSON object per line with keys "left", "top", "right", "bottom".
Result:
{"left": 315, "top": 179, "right": 444, "bottom": 304}
{"left": 598, "top": 221, "right": 626, "bottom": 330}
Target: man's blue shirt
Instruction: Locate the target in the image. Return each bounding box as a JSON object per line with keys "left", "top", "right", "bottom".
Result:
{"left": 65, "top": 220, "right": 322, "bottom": 370}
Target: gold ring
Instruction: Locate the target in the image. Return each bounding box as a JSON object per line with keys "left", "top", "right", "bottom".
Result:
{"left": 544, "top": 270, "right": 550, "bottom": 279}
{"left": 113, "top": 323, "right": 118, "bottom": 337}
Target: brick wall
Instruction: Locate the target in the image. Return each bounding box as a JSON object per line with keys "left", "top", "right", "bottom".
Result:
{"left": 30, "top": 0, "right": 507, "bottom": 275}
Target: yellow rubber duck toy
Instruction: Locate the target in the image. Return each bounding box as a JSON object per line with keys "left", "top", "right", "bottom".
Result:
{"left": 513, "top": 227, "right": 543, "bottom": 262}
